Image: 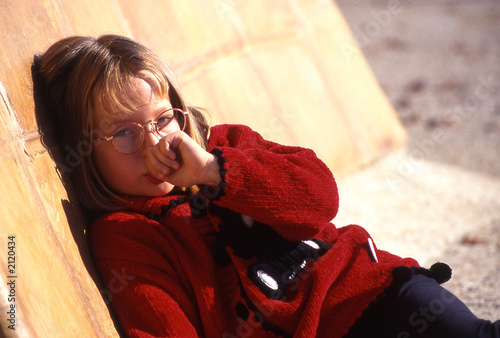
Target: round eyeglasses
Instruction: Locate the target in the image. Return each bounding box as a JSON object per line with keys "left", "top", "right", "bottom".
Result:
{"left": 94, "top": 108, "right": 187, "bottom": 154}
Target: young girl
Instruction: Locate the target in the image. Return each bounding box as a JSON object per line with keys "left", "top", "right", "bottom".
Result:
{"left": 36, "top": 34, "right": 499, "bottom": 337}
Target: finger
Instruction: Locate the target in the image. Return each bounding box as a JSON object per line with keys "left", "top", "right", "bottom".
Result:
{"left": 145, "top": 148, "right": 170, "bottom": 179}
{"left": 150, "top": 143, "right": 180, "bottom": 170}
{"left": 146, "top": 147, "right": 184, "bottom": 181}
{"left": 157, "top": 137, "right": 177, "bottom": 159}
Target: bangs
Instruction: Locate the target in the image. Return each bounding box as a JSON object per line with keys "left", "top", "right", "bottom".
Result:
{"left": 91, "top": 65, "right": 170, "bottom": 124}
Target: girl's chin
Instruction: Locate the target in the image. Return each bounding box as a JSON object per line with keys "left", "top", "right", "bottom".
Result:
{"left": 113, "top": 180, "right": 175, "bottom": 197}
{"left": 150, "top": 183, "right": 175, "bottom": 196}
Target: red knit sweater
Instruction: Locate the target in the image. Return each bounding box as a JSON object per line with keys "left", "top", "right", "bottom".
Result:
{"left": 91, "top": 124, "right": 418, "bottom": 337}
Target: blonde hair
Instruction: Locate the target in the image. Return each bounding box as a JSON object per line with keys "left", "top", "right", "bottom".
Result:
{"left": 36, "top": 34, "right": 210, "bottom": 212}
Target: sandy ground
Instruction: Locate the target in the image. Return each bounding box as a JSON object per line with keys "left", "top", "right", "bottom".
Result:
{"left": 334, "top": 0, "right": 500, "bottom": 320}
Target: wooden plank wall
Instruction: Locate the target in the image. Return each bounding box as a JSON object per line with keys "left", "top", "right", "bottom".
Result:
{"left": 0, "top": 0, "right": 406, "bottom": 336}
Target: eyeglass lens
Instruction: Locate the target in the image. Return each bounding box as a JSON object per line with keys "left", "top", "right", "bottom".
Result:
{"left": 112, "top": 109, "right": 186, "bottom": 154}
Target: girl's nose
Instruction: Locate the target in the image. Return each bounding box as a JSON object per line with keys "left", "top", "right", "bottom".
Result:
{"left": 140, "top": 126, "right": 162, "bottom": 156}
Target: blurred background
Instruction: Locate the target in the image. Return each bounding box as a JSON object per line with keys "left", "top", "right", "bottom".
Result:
{"left": 335, "top": 0, "right": 500, "bottom": 319}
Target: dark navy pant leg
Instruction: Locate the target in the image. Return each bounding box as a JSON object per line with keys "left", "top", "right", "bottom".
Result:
{"left": 346, "top": 273, "right": 500, "bottom": 338}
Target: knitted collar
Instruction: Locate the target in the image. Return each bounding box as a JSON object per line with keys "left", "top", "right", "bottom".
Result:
{"left": 115, "top": 193, "right": 193, "bottom": 221}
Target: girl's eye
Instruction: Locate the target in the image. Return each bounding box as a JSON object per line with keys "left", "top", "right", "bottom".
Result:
{"left": 157, "top": 115, "right": 174, "bottom": 129}
{"left": 113, "top": 127, "right": 136, "bottom": 138}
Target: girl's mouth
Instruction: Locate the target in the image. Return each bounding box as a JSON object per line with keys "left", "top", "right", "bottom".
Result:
{"left": 144, "top": 173, "right": 164, "bottom": 184}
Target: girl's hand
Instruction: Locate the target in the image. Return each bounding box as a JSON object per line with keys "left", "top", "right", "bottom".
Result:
{"left": 145, "top": 131, "right": 221, "bottom": 188}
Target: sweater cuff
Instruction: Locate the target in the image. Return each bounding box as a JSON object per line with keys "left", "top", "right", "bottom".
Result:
{"left": 200, "top": 148, "right": 227, "bottom": 201}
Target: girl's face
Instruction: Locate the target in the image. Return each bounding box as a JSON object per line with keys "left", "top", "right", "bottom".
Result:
{"left": 92, "top": 77, "right": 179, "bottom": 197}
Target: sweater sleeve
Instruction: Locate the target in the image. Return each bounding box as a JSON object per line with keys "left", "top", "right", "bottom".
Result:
{"left": 90, "top": 212, "right": 203, "bottom": 337}
{"left": 206, "top": 124, "right": 339, "bottom": 241}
